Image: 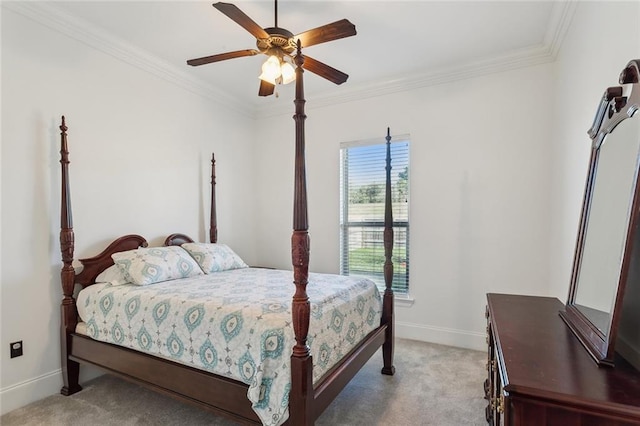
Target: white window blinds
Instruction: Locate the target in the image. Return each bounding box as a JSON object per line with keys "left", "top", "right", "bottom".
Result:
{"left": 340, "top": 136, "right": 410, "bottom": 294}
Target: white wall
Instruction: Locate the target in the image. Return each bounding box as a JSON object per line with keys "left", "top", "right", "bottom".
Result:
{"left": 253, "top": 63, "right": 555, "bottom": 350}
{"left": 548, "top": 1, "right": 640, "bottom": 300}
{"left": 0, "top": 8, "right": 257, "bottom": 414}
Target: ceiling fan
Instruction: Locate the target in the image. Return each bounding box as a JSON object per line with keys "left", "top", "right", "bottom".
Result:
{"left": 187, "top": 1, "right": 356, "bottom": 97}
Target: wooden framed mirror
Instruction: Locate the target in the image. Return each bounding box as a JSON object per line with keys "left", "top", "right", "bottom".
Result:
{"left": 559, "top": 59, "right": 640, "bottom": 366}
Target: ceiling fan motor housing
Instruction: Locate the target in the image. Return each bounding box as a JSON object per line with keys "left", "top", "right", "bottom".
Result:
{"left": 258, "top": 27, "right": 296, "bottom": 54}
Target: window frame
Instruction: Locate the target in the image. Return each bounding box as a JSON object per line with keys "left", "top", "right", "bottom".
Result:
{"left": 339, "top": 135, "right": 411, "bottom": 295}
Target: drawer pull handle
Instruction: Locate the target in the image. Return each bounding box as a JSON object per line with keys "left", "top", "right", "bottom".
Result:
{"left": 497, "top": 395, "right": 505, "bottom": 414}
{"left": 490, "top": 395, "right": 505, "bottom": 414}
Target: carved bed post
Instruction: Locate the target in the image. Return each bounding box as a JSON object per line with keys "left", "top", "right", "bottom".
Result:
{"left": 210, "top": 153, "right": 218, "bottom": 243}
{"left": 289, "top": 41, "right": 313, "bottom": 425}
{"left": 381, "top": 128, "right": 396, "bottom": 375}
{"left": 59, "top": 116, "right": 82, "bottom": 395}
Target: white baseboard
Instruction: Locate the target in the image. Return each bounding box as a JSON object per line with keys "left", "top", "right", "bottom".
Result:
{"left": 0, "top": 369, "right": 62, "bottom": 416}
{"left": 0, "top": 366, "right": 104, "bottom": 416}
{"left": 396, "top": 321, "right": 486, "bottom": 351}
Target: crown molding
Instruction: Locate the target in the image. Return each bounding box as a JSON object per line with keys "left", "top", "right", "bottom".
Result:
{"left": 256, "top": 1, "right": 578, "bottom": 118}
{"left": 2, "top": 1, "right": 255, "bottom": 119}
{"left": 258, "top": 44, "right": 555, "bottom": 118}
{"left": 544, "top": 0, "right": 579, "bottom": 59}
{"left": 4, "top": 1, "right": 577, "bottom": 121}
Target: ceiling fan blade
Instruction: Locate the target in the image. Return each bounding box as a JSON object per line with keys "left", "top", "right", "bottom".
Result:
{"left": 294, "top": 19, "right": 356, "bottom": 48}
{"left": 301, "top": 55, "right": 349, "bottom": 85}
{"left": 187, "top": 49, "right": 259, "bottom": 66}
{"left": 213, "top": 2, "right": 270, "bottom": 40}
{"left": 258, "top": 80, "right": 275, "bottom": 97}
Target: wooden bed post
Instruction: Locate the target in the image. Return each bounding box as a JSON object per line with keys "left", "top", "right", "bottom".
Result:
{"left": 210, "top": 153, "right": 218, "bottom": 243}
{"left": 381, "top": 127, "right": 396, "bottom": 375}
{"left": 59, "top": 116, "right": 82, "bottom": 395}
{"left": 289, "top": 41, "right": 313, "bottom": 426}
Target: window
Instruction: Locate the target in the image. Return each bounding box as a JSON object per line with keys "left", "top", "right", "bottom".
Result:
{"left": 340, "top": 136, "right": 410, "bottom": 294}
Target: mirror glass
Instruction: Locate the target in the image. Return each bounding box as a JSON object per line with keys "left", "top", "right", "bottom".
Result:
{"left": 574, "top": 113, "right": 640, "bottom": 337}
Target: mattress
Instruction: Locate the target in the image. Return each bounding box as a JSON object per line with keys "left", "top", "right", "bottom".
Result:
{"left": 76, "top": 267, "right": 381, "bottom": 425}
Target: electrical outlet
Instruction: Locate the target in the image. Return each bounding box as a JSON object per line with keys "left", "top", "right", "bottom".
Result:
{"left": 10, "top": 341, "right": 23, "bottom": 358}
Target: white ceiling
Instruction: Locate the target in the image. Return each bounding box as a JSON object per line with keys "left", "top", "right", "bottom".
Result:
{"left": 34, "top": 1, "right": 570, "bottom": 116}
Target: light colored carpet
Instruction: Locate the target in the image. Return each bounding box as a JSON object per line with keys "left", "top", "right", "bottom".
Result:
{"left": 1, "top": 339, "right": 487, "bottom": 425}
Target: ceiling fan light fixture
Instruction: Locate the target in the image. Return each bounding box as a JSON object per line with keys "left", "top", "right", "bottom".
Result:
{"left": 259, "top": 55, "right": 295, "bottom": 86}
{"left": 259, "top": 55, "right": 281, "bottom": 84}
{"left": 281, "top": 61, "right": 295, "bottom": 85}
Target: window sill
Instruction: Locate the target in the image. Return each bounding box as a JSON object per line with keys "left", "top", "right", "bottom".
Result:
{"left": 394, "top": 294, "right": 415, "bottom": 307}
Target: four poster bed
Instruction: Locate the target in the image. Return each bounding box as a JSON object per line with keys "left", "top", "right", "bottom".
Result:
{"left": 58, "top": 49, "right": 395, "bottom": 425}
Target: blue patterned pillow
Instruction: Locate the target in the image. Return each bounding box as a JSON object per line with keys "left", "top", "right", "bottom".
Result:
{"left": 112, "top": 246, "right": 204, "bottom": 285}
{"left": 181, "top": 243, "right": 248, "bottom": 273}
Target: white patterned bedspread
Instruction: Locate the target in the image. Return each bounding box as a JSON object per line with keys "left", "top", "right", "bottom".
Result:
{"left": 76, "top": 268, "right": 381, "bottom": 426}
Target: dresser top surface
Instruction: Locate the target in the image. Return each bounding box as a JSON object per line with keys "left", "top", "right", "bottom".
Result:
{"left": 487, "top": 293, "right": 640, "bottom": 410}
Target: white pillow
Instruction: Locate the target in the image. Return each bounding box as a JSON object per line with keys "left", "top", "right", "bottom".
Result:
{"left": 95, "top": 264, "right": 130, "bottom": 286}
{"left": 112, "top": 246, "right": 204, "bottom": 286}
{"left": 181, "top": 243, "right": 248, "bottom": 274}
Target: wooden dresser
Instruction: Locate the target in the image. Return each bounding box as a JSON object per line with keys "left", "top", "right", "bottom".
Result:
{"left": 484, "top": 293, "right": 640, "bottom": 425}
